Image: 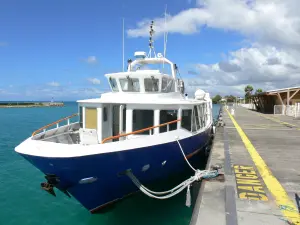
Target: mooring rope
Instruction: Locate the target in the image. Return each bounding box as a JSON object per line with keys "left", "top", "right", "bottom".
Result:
{"left": 125, "top": 138, "right": 219, "bottom": 206}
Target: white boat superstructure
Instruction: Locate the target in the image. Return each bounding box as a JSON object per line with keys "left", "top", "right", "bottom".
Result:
{"left": 25, "top": 41, "right": 212, "bottom": 149}
{"left": 25, "top": 55, "right": 211, "bottom": 148}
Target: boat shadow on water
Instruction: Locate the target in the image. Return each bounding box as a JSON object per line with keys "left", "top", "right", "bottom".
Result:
{"left": 86, "top": 151, "right": 209, "bottom": 225}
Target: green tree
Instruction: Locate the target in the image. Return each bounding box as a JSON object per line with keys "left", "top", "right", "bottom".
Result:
{"left": 212, "top": 94, "right": 222, "bottom": 104}
{"left": 255, "top": 88, "right": 263, "bottom": 94}
{"left": 244, "top": 85, "right": 254, "bottom": 103}
{"left": 244, "top": 85, "right": 254, "bottom": 95}
{"left": 225, "top": 95, "right": 237, "bottom": 103}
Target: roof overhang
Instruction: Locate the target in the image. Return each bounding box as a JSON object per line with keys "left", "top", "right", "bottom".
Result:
{"left": 267, "top": 86, "right": 300, "bottom": 94}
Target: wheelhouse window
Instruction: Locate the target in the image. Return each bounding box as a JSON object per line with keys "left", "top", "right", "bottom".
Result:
{"left": 109, "top": 78, "right": 119, "bottom": 92}
{"left": 181, "top": 109, "right": 192, "bottom": 131}
{"left": 192, "top": 106, "right": 200, "bottom": 131}
{"left": 133, "top": 110, "right": 154, "bottom": 134}
{"left": 119, "top": 77, "right": 140, "bottom": 92}
{"left": 197, "top": 105, "right": 203, "bottom": 128}
{"left": 203, "top": 103, "right": 208, "bottom": 125}
{"left": 144, "top": 77, "right": 159, "bottom": 92}
{"left": 161, "top": 77, "right": 175, "bottom": 93}
{"left": 160, "top": 110, "right": 178, "bottom": 133}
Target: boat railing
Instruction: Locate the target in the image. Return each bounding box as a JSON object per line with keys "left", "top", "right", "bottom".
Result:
{"left": 101, "top": 118, "right": 181, "bottom": 144}
{"left": 32, "top": 113, "right": 79, "bottom": 136}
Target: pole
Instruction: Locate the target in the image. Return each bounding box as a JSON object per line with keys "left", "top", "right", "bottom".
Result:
{"left": 122, "top": 18, "right": 125, "bottom": 72}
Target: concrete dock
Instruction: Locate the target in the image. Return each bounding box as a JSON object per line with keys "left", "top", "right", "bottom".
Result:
{"left": 190, "top": 106, "right": 300, "bottom": 225}
{"left": 0, "top": 102, "right": 64, "bottom": 108}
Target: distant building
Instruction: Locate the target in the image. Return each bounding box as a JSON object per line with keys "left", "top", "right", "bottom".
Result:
{"left": 220, "top": 98, "right": 226, "bottom": 103}
{"left": 267, "top": 86, "right": 300, "bottom": 106}
{"left": 250, "top": 86, "right": 300, "bottom": 113}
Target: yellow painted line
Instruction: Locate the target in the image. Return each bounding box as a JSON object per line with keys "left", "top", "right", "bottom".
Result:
{"left": 226, "top": 109, "right": 300, "bottom": 224}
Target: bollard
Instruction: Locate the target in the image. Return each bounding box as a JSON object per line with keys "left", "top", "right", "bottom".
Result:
{"left": 231, "top": 108, "right": 235, "bottom": 116}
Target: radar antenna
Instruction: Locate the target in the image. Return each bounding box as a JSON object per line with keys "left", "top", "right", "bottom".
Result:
{"left": 147, "top": 21, "right": 157, "bottom": 58}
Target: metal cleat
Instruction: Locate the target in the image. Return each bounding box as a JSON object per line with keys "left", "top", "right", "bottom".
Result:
{"left": 211, "top": 164, "right": 222, "bottom": 170}
{"left": 202, "top": 172, "right": 225, "bottom": 182}
{"left": 202, "top": 164, "right": 225, "bottom": 182}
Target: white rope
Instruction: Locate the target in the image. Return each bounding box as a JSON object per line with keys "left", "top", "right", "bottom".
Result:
{"left": 125, "top": 137, "right": 219, "bottom": 202}
{"left": 176, "top": 138, "right": 197, "bottom": 172}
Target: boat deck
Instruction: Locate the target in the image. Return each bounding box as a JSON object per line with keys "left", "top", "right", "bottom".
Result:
{"left": 190, "top": 106, "right": 300, "bottom": 225}
{"left": 41, "top": 132, "right": 80, "bottom": 144}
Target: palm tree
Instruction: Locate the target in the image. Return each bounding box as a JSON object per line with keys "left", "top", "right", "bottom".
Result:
{"left": 244, "top": 85, "right": 254, "bottom": 103}
{"left": 244, "top": 85, "right": 254, "bottom": 96}
{"left": 255, "top": 88, "right": 263, "bottom": 94}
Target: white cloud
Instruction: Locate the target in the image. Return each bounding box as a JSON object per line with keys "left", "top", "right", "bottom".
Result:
{"left": 23, "top": 85, "right": 106, "bottom": 100}
{"left": 76, "top": 87, "right": 103, "bottom": 95}
{"left": 185, "top": 44, "right": 300, "bottom": 96}
{"left": 47, "top": 82, "right": 60, "bottom": 87}
{"left": 128, "top": 0, "right": 300, "bottom": 48}
{"left": 0, "top": 88, "right": 18, "bottom": 95}
{"left": 83, "top": 56, "right": 97, "bottom": 64}
{"left": 128, "top": 0, "right": 300, "bottom": 95}
{"left": 87, "top": 78, "right": 101, "bottom": 85}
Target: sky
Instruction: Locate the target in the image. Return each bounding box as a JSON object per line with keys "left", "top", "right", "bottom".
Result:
{"left": 1, "top": 0, "right": 300, "bottom": 101}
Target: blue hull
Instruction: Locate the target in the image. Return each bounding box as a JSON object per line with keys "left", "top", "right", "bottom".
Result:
{"left": 19, "top": 127, "right": 212, "bottom": 212}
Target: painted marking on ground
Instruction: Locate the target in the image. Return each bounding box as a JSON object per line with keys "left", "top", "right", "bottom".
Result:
{"left": 262, "top": 116, "right": 297, "bottom": 128}
{"left": 226, "top": 109, "right": 300, "bottom": 225}
{"left": 247, "top": 109, "right": 300, "bottom": 129}
{"left": 233, "top": 165, "right": 268, "bottom": 201}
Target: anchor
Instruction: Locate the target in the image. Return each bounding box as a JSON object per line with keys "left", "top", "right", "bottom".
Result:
{"left": 40, "top": 174, "right": 71, "bottom": 198}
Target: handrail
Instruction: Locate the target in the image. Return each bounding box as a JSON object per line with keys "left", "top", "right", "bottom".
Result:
{"left": 32, "top": 113, "right": 79, "bottom": 136}
{"left": 101, "top": 118, "right": 181, "bottom": 144}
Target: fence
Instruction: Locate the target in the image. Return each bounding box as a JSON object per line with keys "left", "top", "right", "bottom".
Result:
{"left": 274, "top": 104, "right": 300, "bottom": 118}
{"left": 296, "top": 103, "right": 300, "bottom": 118}
{"left": 240, "top": 103, "right": 256, "bottom": 110}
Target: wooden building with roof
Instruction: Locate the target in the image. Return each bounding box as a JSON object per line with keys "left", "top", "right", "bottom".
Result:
{"left": 249, "top": 86, "right": 300, "bottom": 113}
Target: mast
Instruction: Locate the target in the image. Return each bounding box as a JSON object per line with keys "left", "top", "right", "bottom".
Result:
{"left": 163, "top": 5, "right": 168, "bottom": 70}
{"left": 122, "top": 18, "right": 125, "bottom": 72}
{"left": 163, "top": 5, "right": 168, "bottom": 59}
{"left": 148, "top": 21, "right": 156, "bottom": 58}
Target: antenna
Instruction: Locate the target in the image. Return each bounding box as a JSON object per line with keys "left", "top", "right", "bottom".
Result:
{"left": 163, "top": 4, "right": 168, "bottom": 70}
{"left": 122, "top": 18, "right": 125, "bottom": 72}
{"left": 148, "top": 21, "right": 156, "bottom": 58}
{"left": 163, "top": 5, "right": 168, "bottom": 59}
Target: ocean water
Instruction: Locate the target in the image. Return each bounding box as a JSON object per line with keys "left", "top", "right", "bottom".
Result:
{"left": 0, "top": 102, "right": 220, "bottom": 225}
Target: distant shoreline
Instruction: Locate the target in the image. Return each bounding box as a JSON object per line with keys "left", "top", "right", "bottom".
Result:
{"left": 0, "top": 102, "right": 64, "bottom": 108}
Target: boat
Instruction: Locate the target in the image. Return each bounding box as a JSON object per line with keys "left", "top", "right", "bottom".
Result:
{"left": 14, "top": 21, "right": 214, "bottom": 213}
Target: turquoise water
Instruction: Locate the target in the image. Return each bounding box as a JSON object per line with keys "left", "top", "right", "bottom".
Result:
{"left": 0, "top": 103, "right": 220, "bottom": 225}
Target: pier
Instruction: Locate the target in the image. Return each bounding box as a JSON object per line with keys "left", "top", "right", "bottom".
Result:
{"left": 0, "top": 102, "right": 64, "bottom": 108}
{"left": 190, "top": 106, "right": 300, "bottom": 225}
